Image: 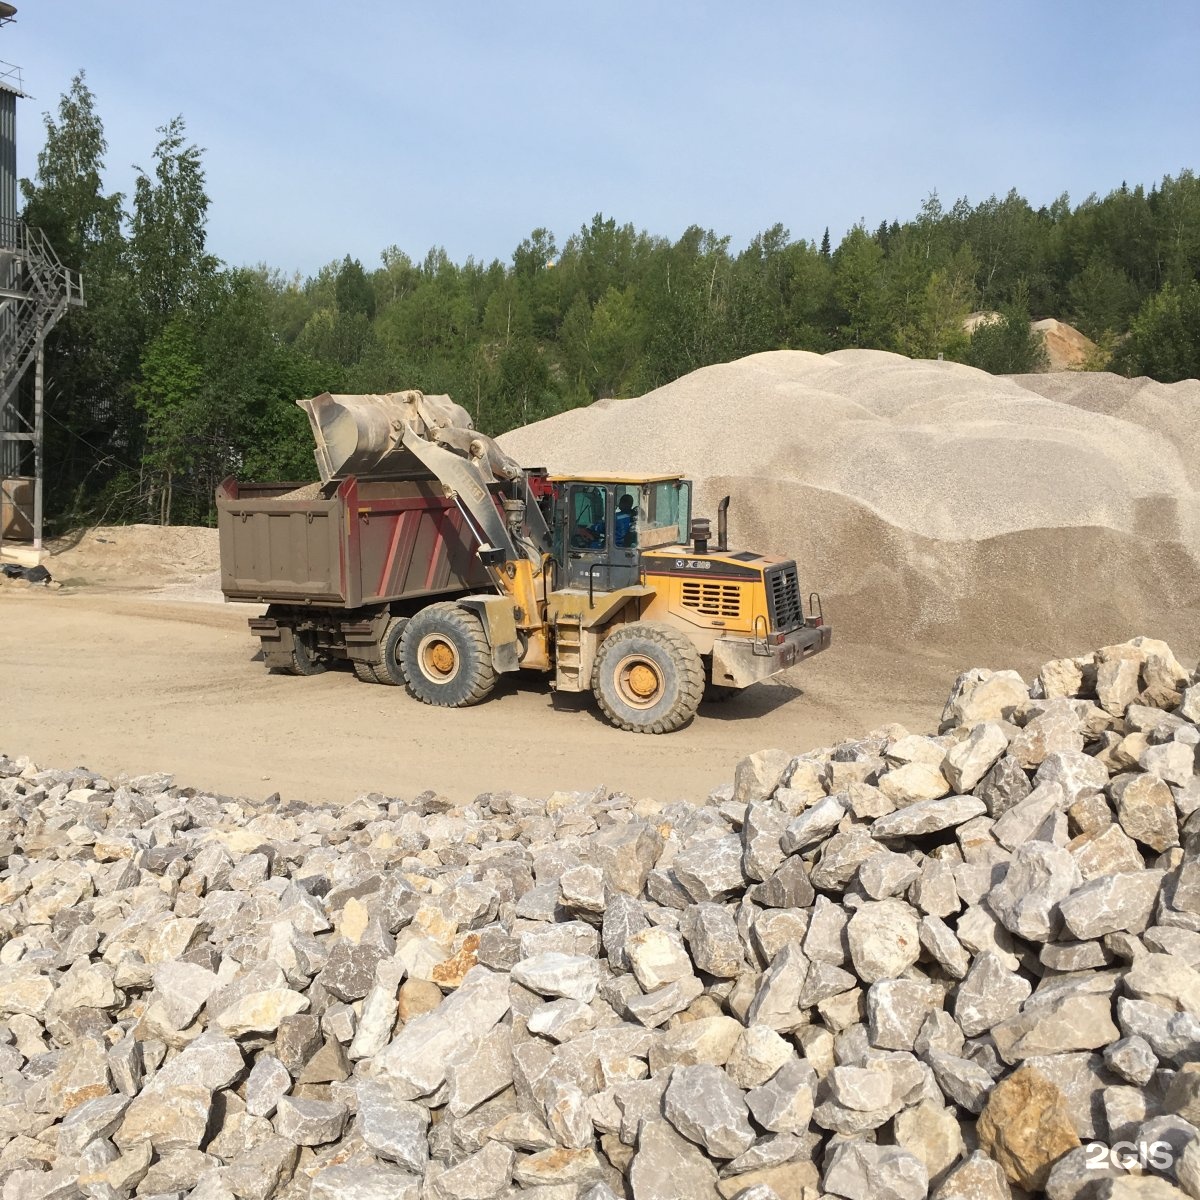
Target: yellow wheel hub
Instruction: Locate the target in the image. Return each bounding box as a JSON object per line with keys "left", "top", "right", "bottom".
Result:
{"left": 424, "top": 639, "right": 456, "bottom": 677}
{"left": 615, "top": 654, "right": 665, "bottom": 708}
{"left": 628, "top": 664, "right": 659, "bottom": 698}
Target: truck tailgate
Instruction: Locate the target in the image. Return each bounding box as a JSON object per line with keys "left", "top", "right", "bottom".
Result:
{"left": 218, "top": 486, "right": 348, "bottom": 603}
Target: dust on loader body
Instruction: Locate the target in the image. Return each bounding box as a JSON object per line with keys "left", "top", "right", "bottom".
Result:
{"left": 216, "top": 389, "right": 831, "bottom": 733}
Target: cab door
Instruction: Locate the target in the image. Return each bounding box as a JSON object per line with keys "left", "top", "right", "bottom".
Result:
{"left": 607, "top": 484, "right": 641, "bottom": 590}
{"left": 564, "top": 483, "right": 610, "bottom": 591}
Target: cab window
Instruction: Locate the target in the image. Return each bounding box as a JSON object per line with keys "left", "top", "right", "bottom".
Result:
{"left": 646, "top": 481, "right": 691, "bottom": 544}
{"left": 570, "top": 485, "right": 607, "bottom": 548}
{"left": 614, "top": 486, "right": 639, "bottom": 547}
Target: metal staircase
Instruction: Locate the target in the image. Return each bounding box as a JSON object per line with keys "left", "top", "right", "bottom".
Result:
{"left": 0, "top": 217, "right": 83, "bottom": 554}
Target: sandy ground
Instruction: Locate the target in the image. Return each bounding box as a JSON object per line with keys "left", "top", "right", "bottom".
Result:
{"left": 0, "top": 583, "right": 967, "bottom": 805}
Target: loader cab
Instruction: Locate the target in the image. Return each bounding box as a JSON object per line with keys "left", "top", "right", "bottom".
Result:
{"left": 551, "top": 474, "right": 692, "bottom": 593}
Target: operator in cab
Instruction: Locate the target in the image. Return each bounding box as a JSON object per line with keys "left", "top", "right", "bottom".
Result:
{"left": 575, "top": 491, "right": 637, "bottom": 548}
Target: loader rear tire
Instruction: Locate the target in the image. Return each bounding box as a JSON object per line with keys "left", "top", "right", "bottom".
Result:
{"left": 287, "top": 630, "right": 327, "bottom": 677}
{"left": 400, "top": 603, "right": 496, "bottom": 708}
{"left": 592, "top": 622, "right": 704, "bottom": 734}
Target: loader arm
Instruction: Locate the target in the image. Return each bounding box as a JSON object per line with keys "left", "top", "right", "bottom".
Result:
{"left": 400, "top": 425, "right": 518, "bottom": 563}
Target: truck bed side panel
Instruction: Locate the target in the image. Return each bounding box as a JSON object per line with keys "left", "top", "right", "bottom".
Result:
{"left": 356, "top": 500, "right": 489, "bottom": 605}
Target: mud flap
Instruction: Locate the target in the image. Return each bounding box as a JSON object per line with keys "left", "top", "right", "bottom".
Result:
{"left": 457, "top": 595, "right": 521, "bottom": 673}
{"left": 248, "top": 615, "right": 295, "bottom": 670}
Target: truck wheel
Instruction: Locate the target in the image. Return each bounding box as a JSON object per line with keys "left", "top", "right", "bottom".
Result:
{"left": 399, "top": 604, "right": 496, "bottom": 708}
{"left": 374, "top": 615, "right": 409, "bottom": 685}
{"left": 288, "top": 630, "right": 327, "bottom": 676}
{"left": 591, "top": 622, "right": 704, "bottom": 734}
{"left": 352, "top": 660, "right": 382, "bottom": 684}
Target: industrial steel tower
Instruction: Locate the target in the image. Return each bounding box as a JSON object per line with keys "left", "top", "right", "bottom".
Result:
{"left": 0, "top": 2, "right": 84, "bottom": 560}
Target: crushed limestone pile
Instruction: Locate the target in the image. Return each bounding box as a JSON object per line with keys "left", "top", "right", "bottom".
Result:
{"left": 498, "top": 351, "right": 1200, "bottom": 655}
{"left": 2, "top": 634, "right": 1200, "bottom": 1200}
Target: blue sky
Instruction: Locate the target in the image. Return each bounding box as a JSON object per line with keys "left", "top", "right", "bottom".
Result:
{"left": 6, "top": 1, "right": 1199, "bottom": 276}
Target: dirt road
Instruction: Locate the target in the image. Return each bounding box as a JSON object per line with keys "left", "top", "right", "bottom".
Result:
{"left": 0, "top": 587, "right": 957, "bottom": 805}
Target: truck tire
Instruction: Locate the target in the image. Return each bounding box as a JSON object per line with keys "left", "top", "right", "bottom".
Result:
{"left": 399, "top": 603, "right": 496, "bottom": 708}
{"left": 591, "top": 622, "right": 704, "bottom": 734}
{"left": 374, "top": 615, "right": 409, "bottom": 686}
{"left": 288, "top": 630, "right": 327, "bottom": 677}
{"left": 352, "top": 660, "right": 382, "bottom": 684}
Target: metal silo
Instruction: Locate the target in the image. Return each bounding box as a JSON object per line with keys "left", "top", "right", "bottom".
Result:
{"left": 0, "top": 3, "right": 85, "bottom": 559}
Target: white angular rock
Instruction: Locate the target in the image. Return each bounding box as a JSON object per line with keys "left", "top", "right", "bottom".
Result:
{"left": 870, "top": 795, "right": 987, "bottom": 839}
{"left": 673, "top": 835, "right": 748, "bottom": 902}
{"left": 680, "top": 903, "right": 743, "bottom": 978}
{"left": 746, "top": 942, "right": 809, "bottom": 1031}
{"left": 941, "top": 668, "right": 1029, "bottom": 729}
{"left": 215, "top": 988, "right": 309, "bottom": 1036}
{"left": 274, "top": 1096, "right": 348, "bottom": 1146}
{"left": 373, "top": 966, "right": 511, "bottom": 1096}
{"left": 629, "top": 1119, "right": 720, "bottom": 1199}
{"left": 1059, "top": 870, "right": 1165, "bottom": 939}
{"left": 663, "top": 1064, "right": 755, "bottom": 1159}
{"left": 846, "top": 900, "right": 921, "bottom": 983}
{"left": 724, "top": 1025, "right": 793, "bottom": 1090}
{"left": 245, "top": 1054, "right": 291, "bottom": 1118}
{"left": 867, "top": 978, "right": 944, "bottom": 1051}
{"left": 988, "top": 841, "right": 1081, "bottom": 943}
{"left": 953, "top": 951, "right": 1032, "bottom": 1037}
{"left": 878, "top": 762, "right": 952, "bottom": 807}
{"left": 744, "top": 1056, "right": 815, "bottom": 1135}
{"left": 824, "top": 1140, "right": 929, "bottom": 1200}
{"left": 990, "top": 991, "right": 1121, "bottom": 1063}
{"left": 943, "top": 722, "right": 1009, "bottom": 793}
{"left": 627, "top": 927, "right": 693, "bottom": 992}
{"left": 781, "top": 796, "right": 846, "bottom": 853}
{"left": 355, "top": 1078, "right": 430, "bottom": 1174}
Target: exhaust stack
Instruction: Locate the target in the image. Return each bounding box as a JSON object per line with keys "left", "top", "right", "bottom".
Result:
{"left": 717, "top": 495, "right": 730, "bottom": 552}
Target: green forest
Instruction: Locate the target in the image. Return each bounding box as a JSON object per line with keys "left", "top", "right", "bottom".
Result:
{"left": 21, "top": 74, "right": 1200, "bottom": 529}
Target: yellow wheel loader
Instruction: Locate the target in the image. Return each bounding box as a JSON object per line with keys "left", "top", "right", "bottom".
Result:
{"left": 217, "top": 390, "right": 830, "bottom": 733}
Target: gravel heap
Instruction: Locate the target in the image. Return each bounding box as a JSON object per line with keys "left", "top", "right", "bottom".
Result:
{"left": 498, "top": 352, "right": 1200, "bottom": 653}
{"left": 2, "top": 635, "right": 1199, "bottom": 1200}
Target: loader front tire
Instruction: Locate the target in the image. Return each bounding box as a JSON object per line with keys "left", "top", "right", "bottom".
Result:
{"left": 592, "top": 622, "right": 704, "bottom": 734}
{"left": 400, "top": 603, "right": 496, "bottom": 708}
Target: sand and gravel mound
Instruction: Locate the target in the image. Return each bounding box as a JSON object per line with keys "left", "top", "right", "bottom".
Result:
{"left": 46, "top": 525, "right": 220, "bottom": 592}
{"left": 963, "top": 317, "right": 1097, "bottom": 372}
{"left": 499, "top": 351, "right": 1200, "bottom": 658}
{"left": 1030, "top": 318, "right": 1098, "bottom": 371}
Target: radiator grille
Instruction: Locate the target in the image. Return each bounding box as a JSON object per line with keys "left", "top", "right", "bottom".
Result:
{"left": 681, "top": 580, "right": 742, "bottom": 618}
{"left": 765, "top": 563, "right": 804, "bottom": 631}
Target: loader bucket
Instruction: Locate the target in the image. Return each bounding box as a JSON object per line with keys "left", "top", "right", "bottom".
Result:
{"left": 296, "top": 391, "right": 462, "bottom": 483}
{"left": 297, "top": 390, "right": 525, "bottom": 486}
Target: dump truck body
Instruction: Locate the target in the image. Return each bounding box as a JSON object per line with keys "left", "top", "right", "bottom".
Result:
{"left": 217, "top": 475, "right": 493, "bottom": 608}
